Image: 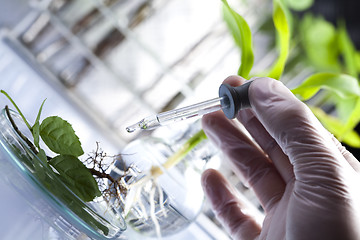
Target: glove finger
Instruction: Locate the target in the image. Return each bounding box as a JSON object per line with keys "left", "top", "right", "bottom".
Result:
{"left": 201, "top": 169, "right": 261, "bottom": 240}
{"left": 202, "top": 111, "right": 285, "bottom": 212}
{"left": 331, "top": 134, "right": 360, "bottom": 173}
{"left": 238, "top": 109, "right": 294, "bottom": 183}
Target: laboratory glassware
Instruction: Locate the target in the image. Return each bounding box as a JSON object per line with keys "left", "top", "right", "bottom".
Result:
{"left": 114, "top": 123, "right": 217, "bottom": 237}
{"left": 0, "top": 108, "right": 127, "bottom": 239}
{"left": 126, "top": 80, "right": 253, "bottom": 132}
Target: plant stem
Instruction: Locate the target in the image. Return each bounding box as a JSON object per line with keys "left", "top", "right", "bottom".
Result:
{"left": 150, "top": 129, "right": 207, "bottom": 178}
{"left": 1, "top": 90, "right": 32, "bottom": 130}
{"left": 5, "top": 105, "right": 39, "bottom": 155}
{"left": 89, "top": 167, "right": 116, "bottom": 183}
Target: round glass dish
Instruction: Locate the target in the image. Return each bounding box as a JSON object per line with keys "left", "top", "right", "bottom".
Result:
{"left": 114, "top": 123, "right": 215, "bottom": 237}
{"left": 0, "top": 108, "right": 126, "bottom": 239}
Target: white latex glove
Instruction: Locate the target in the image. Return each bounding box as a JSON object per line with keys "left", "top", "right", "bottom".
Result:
{"left": 201, "top": 76, "right": 360, "bottom": 240}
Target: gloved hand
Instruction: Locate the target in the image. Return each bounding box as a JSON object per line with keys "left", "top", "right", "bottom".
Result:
{"left": 201, "top": 76, "right": 360, "bottom": 240}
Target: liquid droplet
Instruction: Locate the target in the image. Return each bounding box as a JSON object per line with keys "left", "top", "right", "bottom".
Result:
{"left": 126, "top": 123, "right": 139, "bottom": 133}
{"left": 126, "top": 127, "right": 135, "bottom": 133}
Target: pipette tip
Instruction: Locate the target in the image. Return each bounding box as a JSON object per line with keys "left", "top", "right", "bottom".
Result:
{"left": 126, "top": 115, "right": 162, "bottom": 133}
{"left": 126, "top": 118, "right": 152, "bottom": 133}
{"left": 126, "top": 123, "right": 140, "bottom": 133}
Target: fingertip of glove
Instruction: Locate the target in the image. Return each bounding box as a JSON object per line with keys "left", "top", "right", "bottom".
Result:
{"left": 248, "top": 77, "right": 291, "bottom": 107}
{"left": 201, "top": 168, "right": 217, "bottom": 183}
{"left": 223, "top": 75, "right": 247, "bottom": 86}
{"left": 201, "top": 169, "right": 215, "bottom": 195}
{"left": 201, "top": 169, "right": 226, "bottom": 201}
{"left": 201, "top": 111, "right": 226, "bottom": 130}
{"left": 201, "top": 169, "right": 227, "bottom": 190}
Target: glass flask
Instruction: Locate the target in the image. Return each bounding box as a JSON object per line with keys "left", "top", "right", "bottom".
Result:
{"left": 112, "top": 123, "right": 217, "bottom": 238}
{"left": 0, "top": 108, "right": 127, "bottom": 239}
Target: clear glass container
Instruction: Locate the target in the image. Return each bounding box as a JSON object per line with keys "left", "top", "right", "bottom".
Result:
{"left": 0, "top": 108, "right": 127, "bottom": 239}
{"left": 114, "top": 124, "right": 216, "bottom": 238}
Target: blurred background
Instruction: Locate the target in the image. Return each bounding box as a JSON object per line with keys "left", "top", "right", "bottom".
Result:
{"left": 0, "top": 0, "right": 359, "bottom": 239}
{"left": 0, "top": 0, "right": 266, "bottom": 239}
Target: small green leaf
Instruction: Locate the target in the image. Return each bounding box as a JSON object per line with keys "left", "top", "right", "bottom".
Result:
{"left": 49, "top": 155, "right": 101, "bottom": 202}
{"left": 34, "top": 149, "right": 48, "bottom": 180}
{"left": 334, "top": 97, "right": 358, "bottom": 123}
{"left": 222, "top": 0, "right": 254, "bottom": 79}
{"left": 1, "top": 90, "right": 31, "bottom": 130}
{"left": 283, "top": 0, "right": 314, "bottom": 11}
{"left": 291, "top": 73, "right": 360, "bottom": 101}
{"left": 311, "top": 107, "right": 360, "bottom": 148}
{"left": 267, "top": 0, "right": 290, "bottom": 79}
{"left": 32, "top": 99, "right": 46, "bottom": 149}
{"left": 338, "top": 22, "right": 358, "bottom": 77}
{"left": 342, "top": 130, "right": 360, "bottom": 149}
{"left": 355, "top": 52, "right": 360, "bottom": 71}
{"left": 340, "top": 98, "right": 360, "bottom": 139}
{"left": 40, "top": 116, "right": 84, "bottom": 157}
{"left": 37, "top": 148, "right": 48, "bottom": 164}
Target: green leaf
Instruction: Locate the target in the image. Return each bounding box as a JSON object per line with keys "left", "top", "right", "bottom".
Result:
{"left": 31, "top": 99, "right": 46, "bottom": 149}
{"left": 283, "top": 0, "right": 314, "bottom": 11}
{"left": 340, "top": 131, "right": 360, "bottom": 148}
{"left": 311, "top": 107, "right": 360, "bottom": 148}
{"left": 37, "top": 148, "right": 48, "bottom": 164}
{"left": 267, "top": 0, "right": 290, "bottom": 79}
{"left": 338, "top": 22, "right": 358, "bottom": 77}
{"left": 34, "top": 149, "right": 48, "bottom": 180}
{"left": 49, "top": 155, "right": 101, "bottom": 202}
{"left": 300, "top": 14, "right": 340, "bottom": 71}
{"left": 291, "top": 73, "right": 360, "bottom": 101}
{"left": 1, "top": 90, "right": 31, "bottom": 130}
{"left": 40, "top": 116, "right": 84, "bottom": 157}
{"left": 355, "top": 52, "right": 360, "bottom": 71}
{"left": 222, "top": 0, "right": 254, "bottom": 79}
{"left": 340, "top": 98, "right": 360, "bottom": 139}
{"left": 334, "top": 97, "right": 358, "bottom": 123}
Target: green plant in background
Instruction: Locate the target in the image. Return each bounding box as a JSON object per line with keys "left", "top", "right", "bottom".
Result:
{"left": 222, "top": 0, "right": 360, "bottom": 147}
{"left": 222, "top": 0, "right": 254, "bottom": 78}
{"left": 267, "top": 0, "right": 290, "bottom": 79}
{"left": 283, "top": 0, "right": 314, "bottom": 11}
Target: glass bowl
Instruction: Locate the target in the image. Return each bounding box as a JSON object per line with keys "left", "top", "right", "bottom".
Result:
{"left": 114, "top": 126, "right": 212, "bottom": 237}
{"left": 0, "top": 108, "right": 126, "bottom": 239}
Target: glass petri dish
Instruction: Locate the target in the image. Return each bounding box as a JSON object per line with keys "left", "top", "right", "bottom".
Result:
{"left": 0, "top": 108, "right": 127, "bottom": 239}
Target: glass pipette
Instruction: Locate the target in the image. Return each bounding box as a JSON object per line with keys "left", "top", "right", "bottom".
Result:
{"left": 126, "top": 81, "right": 253, "bottom": 133}
{"left": 126, "top": 97, "right": 224, "bottom": 133}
